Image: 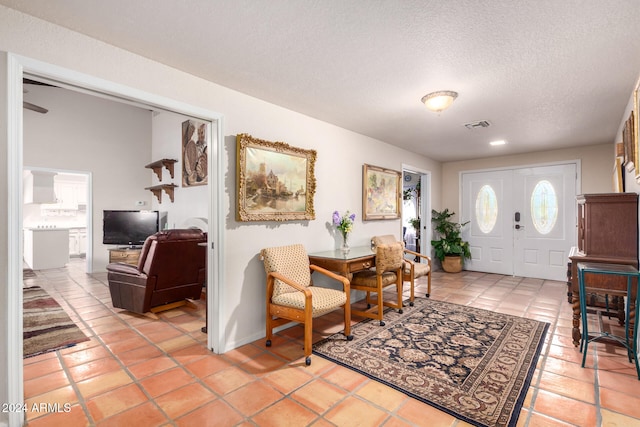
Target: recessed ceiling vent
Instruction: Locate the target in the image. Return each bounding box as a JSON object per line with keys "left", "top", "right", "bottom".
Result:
{"left": 464, "top": 120, "right": 491, "bottom": 130}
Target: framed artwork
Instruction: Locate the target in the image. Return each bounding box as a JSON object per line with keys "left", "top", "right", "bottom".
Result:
{"left": 182, "top": 119, "right": 208, "bottom": 187}
{"left": 635, "top": 80, "right": 640, "bottom": 181}
{"left": 614, "top": 157, "right": 624, "bottom": 193}
{"left": 362, "top": 163, "right": 401, "bottom": 221}
{"left": 236, "top": 133, "right": 316, "bottom": 221}
{"left": 623, "top": 112, "right": 634, "bottom": 172}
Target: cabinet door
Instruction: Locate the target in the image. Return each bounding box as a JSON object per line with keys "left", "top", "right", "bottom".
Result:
{"left": 69, "top": 230, "right": 79, "bottom": 255}
{"left": 79, "top": 230, "right": 87, "bottom": 254}
{"left": 75, "top": 183, "right": 87, "bottom": 205}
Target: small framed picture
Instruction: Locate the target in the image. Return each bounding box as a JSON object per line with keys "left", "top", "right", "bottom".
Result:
{"left": 362, "top": 163, "right": 401, "bottom": 221}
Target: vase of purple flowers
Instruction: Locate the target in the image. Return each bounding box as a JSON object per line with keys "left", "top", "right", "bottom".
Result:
{"left": 333, "top": 210, "right": 356, "bottom": 253}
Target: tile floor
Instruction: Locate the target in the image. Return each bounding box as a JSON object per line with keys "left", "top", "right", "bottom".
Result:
{"left": 20, "top": 259, "right": 640, "bottom": 427}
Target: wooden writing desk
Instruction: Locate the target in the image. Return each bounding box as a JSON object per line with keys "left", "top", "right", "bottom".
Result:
{"left": 308, "top": 246, "right": 375, "bottom": 279}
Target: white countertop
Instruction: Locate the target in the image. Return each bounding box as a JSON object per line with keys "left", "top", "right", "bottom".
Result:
{"left": 24, "top": 226, "right": 85, "bottom": 231}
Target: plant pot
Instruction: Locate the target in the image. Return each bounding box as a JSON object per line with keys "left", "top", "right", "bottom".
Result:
{"left": 442, "top": 255, "right": 463, "bottom": 273}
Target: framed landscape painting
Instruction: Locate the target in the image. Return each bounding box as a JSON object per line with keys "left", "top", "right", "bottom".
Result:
{"left": 362, "top": 164, "right": 401, "bottom": 221}
{"left": 236, "top": 133, "right": 316, "bottom": 221}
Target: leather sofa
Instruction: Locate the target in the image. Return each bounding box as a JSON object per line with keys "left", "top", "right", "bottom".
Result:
{"left": 107, "top": 228, "right": 207, "bottom": 314}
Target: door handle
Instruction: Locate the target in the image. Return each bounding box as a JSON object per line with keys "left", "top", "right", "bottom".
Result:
{"left": 515, "top": 224, "right": 524, "bottom": 230}
{"left": 515, "top": 212, "right": 521, "bottom": 222}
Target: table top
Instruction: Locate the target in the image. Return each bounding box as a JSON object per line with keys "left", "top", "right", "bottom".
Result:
{"left": 577, "top": 262, "right": 640, "bottom": 275}
{"left": 308, "top": 246, "right": 375, "bottom": 261}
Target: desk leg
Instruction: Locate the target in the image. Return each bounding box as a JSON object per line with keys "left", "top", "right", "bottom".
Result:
{"left": 572, "top": 292, "right": 582, "bottom": 347}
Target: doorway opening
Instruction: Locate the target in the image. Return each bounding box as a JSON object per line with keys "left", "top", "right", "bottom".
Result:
{"left": 401, "top": 166, "right": 432, "bottom": 260}
{"left": 6, "top": 54, "right": 223, "bottom": 423}
{"left": 22, "top": 168, "right": 92, "bottom": 274}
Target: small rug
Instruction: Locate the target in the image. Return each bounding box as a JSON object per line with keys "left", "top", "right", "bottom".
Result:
{"left": 313, "top": 298, "right": 548, "bottom": 427}
{"left": 23, "top": 286, "right": 89, "bottom": 358}
{"left": 23, "top": 268, "right": 37, "bottom": 279}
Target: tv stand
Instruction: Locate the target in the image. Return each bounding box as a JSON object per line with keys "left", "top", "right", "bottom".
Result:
{"left": 109, "top": 247, "right": 142, "bottom": 266}
{"left": 118, "top": 245, "right": 142, "bottom": 250}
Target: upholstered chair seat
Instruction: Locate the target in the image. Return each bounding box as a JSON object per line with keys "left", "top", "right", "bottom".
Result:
{"left": 261, "top": 243, "right": 352, "bottom": 366}
{"left": 271, "top": 287, "right": 348, "bottom": 316}
{"left": 348, "top": 269, "right": 398, "bottom": 289}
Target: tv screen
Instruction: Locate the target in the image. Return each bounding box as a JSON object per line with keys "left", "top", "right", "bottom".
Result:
{"left": 103, "top": 210, "right": 160, "bottom": 246}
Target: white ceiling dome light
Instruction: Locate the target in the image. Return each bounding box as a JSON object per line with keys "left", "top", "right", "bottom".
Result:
{"left": 421, "top": 91, "right": 458, "bottom": 113}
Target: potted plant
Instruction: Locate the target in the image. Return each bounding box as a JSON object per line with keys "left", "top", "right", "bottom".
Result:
{"left": 431, "top": 208, "right": 471, "bottom": 273}
{"left": 408, "top": 217, "right": 420, "bottom": 236}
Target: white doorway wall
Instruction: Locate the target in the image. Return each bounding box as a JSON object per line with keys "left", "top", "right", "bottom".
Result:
{"left": 461, "top": 162, "right": 579, "bottom": 281}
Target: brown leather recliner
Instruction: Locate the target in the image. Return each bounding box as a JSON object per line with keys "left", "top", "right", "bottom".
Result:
{"left": 107, "top": 229, "right": 207, "bottom": 314}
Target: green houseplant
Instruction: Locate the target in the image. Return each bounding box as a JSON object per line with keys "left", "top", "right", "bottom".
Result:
{"left": 431, "top": 208, "right": 471, "bottom": 273}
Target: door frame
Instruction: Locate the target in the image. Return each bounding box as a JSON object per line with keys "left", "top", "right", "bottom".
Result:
{"left": 402, "top": 164, "right": 432, "bottom": 259}
{"left": 6, "top": 53, "right": 224, "bottom": 424}
{"left": 459, "top": 160, "right": 581, "bottom": 275}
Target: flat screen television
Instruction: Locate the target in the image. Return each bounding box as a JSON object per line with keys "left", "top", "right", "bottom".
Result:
{"left": 103, "top": 210, "right": 160, "bottom": 247}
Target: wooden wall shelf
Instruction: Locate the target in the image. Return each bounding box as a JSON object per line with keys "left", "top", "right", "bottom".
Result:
{"left": 145, "top": 159, "right": 177, "bottom": 181}
{"left": 145, "top": 184, "right": 178, "bottom": 203}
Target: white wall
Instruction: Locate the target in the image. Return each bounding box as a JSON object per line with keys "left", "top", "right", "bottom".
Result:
{"left": 22, "top": 85, "right": 152, "bottom": 270}
{"left": 0, "top": 4, "right": 440, "bottom": 370}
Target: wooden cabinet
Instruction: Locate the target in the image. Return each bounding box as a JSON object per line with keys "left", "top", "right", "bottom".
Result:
{"left": 108, "top": 248, "right": 142, "bottom": 265}
{"left": 576, "top": 193, "right": 638, "bottom": 260}
{"left": 568, "top": 192, "right": 639, "bottom": 346}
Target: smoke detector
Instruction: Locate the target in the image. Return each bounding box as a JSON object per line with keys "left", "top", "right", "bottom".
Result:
{"left": 464, "top": 120, "right": 491, "bottom": 129}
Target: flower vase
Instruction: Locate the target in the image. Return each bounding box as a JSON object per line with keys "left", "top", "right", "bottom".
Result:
{"left": 341, "top": 233, "right": 350, "bottom": 253}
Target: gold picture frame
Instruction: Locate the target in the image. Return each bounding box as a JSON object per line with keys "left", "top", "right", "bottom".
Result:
{"left": 614, "top": 157, "right": 624, "bottom": 193}
{"left": 623, "top": 111, "right": 635, "bottom": 172}
{"left": 634, "top": 79, "right": 640, "bottom": 181}
{"left": 362, "top": 164, "right": 401, "bottom": 221}
{"left": 236, "top": 133, "right": 316, "bottom": 221}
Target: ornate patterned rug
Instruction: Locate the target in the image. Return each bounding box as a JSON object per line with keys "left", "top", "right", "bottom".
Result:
{"left": 313, "top": 297, "right": 548, "bottom": 427}
{"left": 23, "top": 286, "right": 89, "bottom": 358}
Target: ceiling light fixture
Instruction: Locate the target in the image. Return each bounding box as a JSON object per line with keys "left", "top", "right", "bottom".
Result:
{"left": 489, "top": 140, "right": 506, "bottom": 146}
{"left": 421, "top": 91, "right": 458, "bottom": 113}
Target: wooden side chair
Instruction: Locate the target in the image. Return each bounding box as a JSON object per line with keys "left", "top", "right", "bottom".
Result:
{"left": 373, "top": 234, "right": 432, "bottom": 302}
{"left": 260, "top": 244, "right": 352, "bottom": 366}
{"left": 350, "top": 241, "right": 404, "bottom": 326}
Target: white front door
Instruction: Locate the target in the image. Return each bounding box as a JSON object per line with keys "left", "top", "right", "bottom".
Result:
{"left": 461, "top": 163, "right": 577, "bottom": 281}
{"left": 462, "top": 169, "right": 514, "bottom": 275}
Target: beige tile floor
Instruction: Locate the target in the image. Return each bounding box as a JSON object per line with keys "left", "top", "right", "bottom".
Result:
{"left": 21, "top": 259, "right": 640, "bottom": 426}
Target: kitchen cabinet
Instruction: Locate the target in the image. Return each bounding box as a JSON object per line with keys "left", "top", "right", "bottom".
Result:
{"left": 24, "top": 228, "right": 70, "bottom": 270}
{"left": 69, "top": 228, "right": 87, "bottom": 257}
{"left": 23, "top": 170, "right": 57, "bottom": 204}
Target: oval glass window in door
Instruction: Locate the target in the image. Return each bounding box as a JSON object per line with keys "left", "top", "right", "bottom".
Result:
{"left": 531, "top": 180, "right": 558, "bottom": 235}
{"left": 475, "top": 184, "right": 498, "bottom": 233}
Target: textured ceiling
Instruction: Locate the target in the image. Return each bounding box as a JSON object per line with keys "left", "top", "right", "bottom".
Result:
{"left": 3, "top": 0, "right": 640, "bottom": 162}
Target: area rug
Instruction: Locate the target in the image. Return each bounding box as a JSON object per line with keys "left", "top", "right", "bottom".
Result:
{"left": 23, "top": 286, "right": 89, "bottom": 358}
{"left": 23, "top": 268, "right": 36, "bottom": 279}
{"left": 313, "top": 298, "right": 548, "bottom": 427}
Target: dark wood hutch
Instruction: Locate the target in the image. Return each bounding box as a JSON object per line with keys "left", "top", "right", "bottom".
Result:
{"left": 568, "top": 192, "right": 639, "bottom": 346}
